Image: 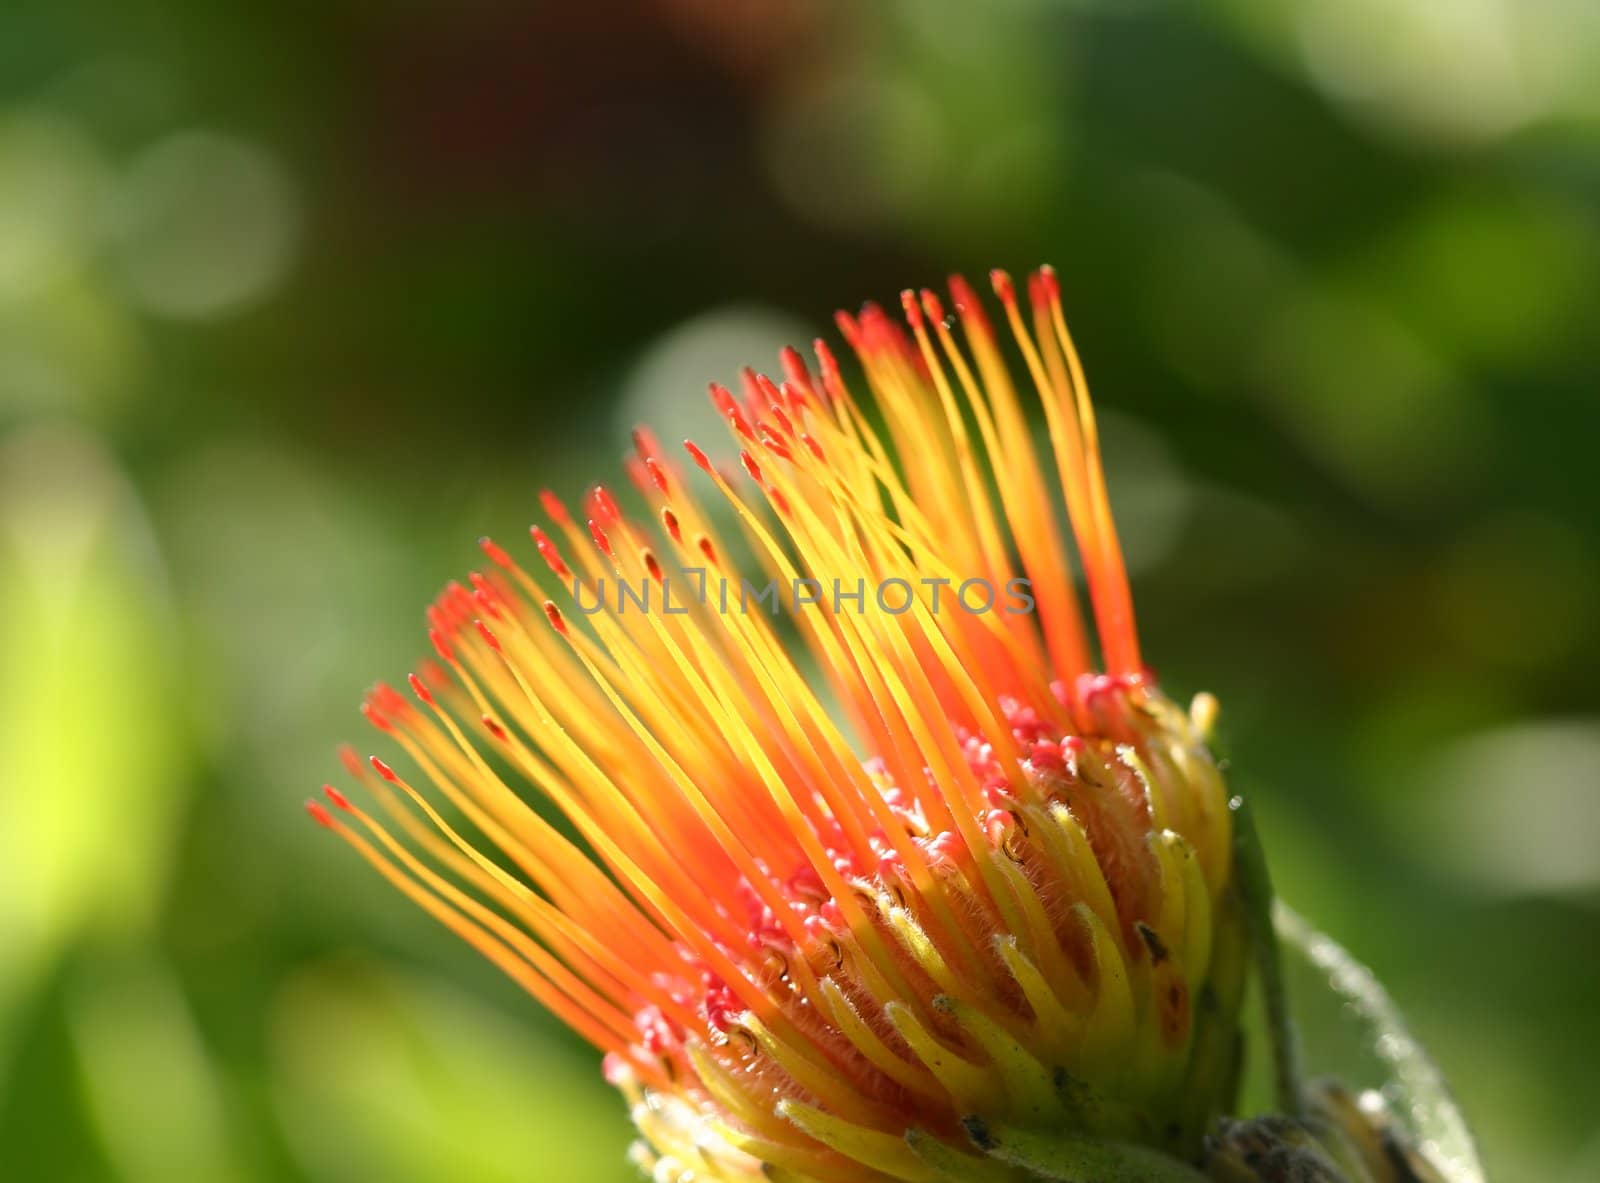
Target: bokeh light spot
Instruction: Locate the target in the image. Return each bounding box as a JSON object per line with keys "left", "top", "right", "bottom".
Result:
{"left": 0, "top": 109, "right": 106, "bottom": 300}
{"left": 616, "top": 303, "right": 817, "bottom": 449}
{"left": 1408, "top": 720, "right": 1600, "bottom": 896}
{"left": 107, "top": 131, "right": 299, "bottom": 320}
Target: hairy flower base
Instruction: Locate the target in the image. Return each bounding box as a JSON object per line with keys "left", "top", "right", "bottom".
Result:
{"left": 591, "top": 684, "right": 1245, "bottom": 1183}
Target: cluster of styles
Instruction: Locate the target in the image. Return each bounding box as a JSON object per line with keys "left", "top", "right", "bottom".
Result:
{"left": 310, "top": 269, "right": 1449, "bottom": 1183}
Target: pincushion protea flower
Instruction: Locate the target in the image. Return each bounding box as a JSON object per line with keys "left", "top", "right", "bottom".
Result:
{"left": 307, "top": 268, "right": 1266, "bottom": 1181}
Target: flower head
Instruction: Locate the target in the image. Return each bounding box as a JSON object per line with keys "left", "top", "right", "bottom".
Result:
{"left": 310, "top": 268, "right": 1244, "bottom": 1181}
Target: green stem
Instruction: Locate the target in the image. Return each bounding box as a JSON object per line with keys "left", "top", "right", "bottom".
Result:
{"left": 961, "top": 1117, "right": 1211, "bottom": 1182}
{"left": 1229, "top": 793, "right": 1306, "bottom": 1118}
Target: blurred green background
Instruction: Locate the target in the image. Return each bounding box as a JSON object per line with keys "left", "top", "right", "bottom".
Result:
{"left": 2, "top": 1, "right": 1597, "bottom": 1180}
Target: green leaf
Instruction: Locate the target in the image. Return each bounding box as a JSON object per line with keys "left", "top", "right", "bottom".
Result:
{"left": 1275, "top": 903, "right": 1486, "bottom": 1183}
